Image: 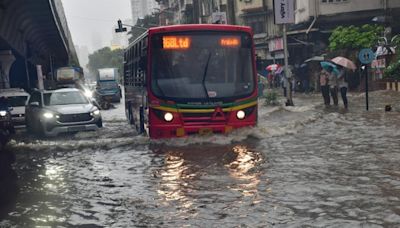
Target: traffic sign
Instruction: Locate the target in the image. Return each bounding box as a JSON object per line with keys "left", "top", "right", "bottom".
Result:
{"left": 358, "top": 48, "right": 375, "bottom": 64}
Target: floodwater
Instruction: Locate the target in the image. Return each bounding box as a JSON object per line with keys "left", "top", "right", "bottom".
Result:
{"left": 1, "top": 90, "right": 400, "bottom": 227}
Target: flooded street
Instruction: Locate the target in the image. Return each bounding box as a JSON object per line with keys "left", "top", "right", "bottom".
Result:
{"left": 1, "top": 91, "right": 400, "bottom": 227}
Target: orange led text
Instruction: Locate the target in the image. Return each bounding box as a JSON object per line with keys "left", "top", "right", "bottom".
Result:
{"left": 163, "top": 36, "right": 191, "bottom": 49}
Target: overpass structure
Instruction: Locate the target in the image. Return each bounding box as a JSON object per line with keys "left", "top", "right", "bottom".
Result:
{"left": 0, "top": 0, "right": 78, "bottom": 89}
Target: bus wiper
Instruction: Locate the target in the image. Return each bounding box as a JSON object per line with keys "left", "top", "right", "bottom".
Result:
{"left": 155, "top": 79, "right": 166, "bottom": 97}
{"left": 202, "top": 53, "right": 212, "bottom": 99}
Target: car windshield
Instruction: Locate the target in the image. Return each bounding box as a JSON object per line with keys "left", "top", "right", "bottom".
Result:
{"left": 151, "top": 32, "right": 255, "bottom": 101}
{"left": 8, "top": 96, "right": 28, "bottom": 107}
{"left": 98, "top": 81, "right": 118, "bottom": 89}
{"left": 44, "top": 91, "right": 88, "bottom": 106}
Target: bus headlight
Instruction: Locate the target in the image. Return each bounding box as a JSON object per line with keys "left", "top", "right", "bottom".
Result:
{"left": 236, "top": 110, "right": 246, "bottom": 120}
{"left": 164, "top": 112, "right": 174, "bottom": 122}
{"left": 43, "top": 112, "right": 55, "bottom": 119}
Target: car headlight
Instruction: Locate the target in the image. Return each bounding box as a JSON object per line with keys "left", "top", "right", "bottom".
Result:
{"left": 93, "top": 110, "right": 100, "bottom": 116}
{"left": 164, "top": 112, "right": 174, "bottom": 122}
{"left": 84, "top": 89, "right": 93, "bottom": 98}
{"left": 43, "top": 112, "right": 55, "bottom": 119}
{"left": 0, "top": 111, "right": 7, "bottom": 117}
{"left": 236, "top": 110, "right": 246, "bottom": 120}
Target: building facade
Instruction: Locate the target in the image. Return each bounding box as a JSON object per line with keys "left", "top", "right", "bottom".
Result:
{"left": 149, "top": 0, "right": 400, "bottom": 72}
{"left": 155, "top": 0, "right": 233, "bottom": 25}
{"left": 289, "top": 0, "right": 400, "bottom": 64}
{"left": 131, "top": 0, "right": 160, "bottom": 24}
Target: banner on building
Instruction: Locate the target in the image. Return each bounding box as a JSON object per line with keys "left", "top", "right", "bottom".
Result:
{"left": 268, "top": 38, "right": 284, "bottom": 52}
{"left": 211, "top": 12, "right": 227, "bottom": 24}
{"left": 273, "top": 0, "right": 295, "bottom": 24}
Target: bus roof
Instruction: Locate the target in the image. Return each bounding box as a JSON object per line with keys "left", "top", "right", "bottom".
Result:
{"left": 126, "top": 24, "right": 253, "bottom": 49}
{"left": 148, "top": 24, "right": 253, "bottom": 35}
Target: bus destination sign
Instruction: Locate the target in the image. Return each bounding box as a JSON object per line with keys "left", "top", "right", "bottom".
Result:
{"left": 220, "top": 37, "right": 240, "bottom": 47}
{"left": 163, "top": 36, "right": 191, "bottom": 49}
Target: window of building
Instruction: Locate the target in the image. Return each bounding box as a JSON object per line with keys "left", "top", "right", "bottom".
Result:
{"left": 244, "top": 15, "right": 266, "bottom": 34}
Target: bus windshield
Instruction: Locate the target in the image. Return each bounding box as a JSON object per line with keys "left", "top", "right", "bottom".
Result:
{"left": 151, "top": 32, "right": 255, "bottom": 101}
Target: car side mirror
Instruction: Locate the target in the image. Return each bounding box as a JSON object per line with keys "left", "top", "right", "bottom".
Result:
{"left": 90, "top": 98, "right": 100, "bottom": 109}
{"left": 29, "top": 101, "right": 40, "bottom": 107}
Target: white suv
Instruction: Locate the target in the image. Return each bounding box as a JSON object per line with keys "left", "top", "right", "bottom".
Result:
{"left": 25, "top": 88, "right": 102, "bottom": 137}
{"left": 0, "top": 88, "right": 30, "bottom": 126}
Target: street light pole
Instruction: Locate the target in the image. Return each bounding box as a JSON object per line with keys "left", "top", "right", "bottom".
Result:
{"left": 115, "top": 19, "right": 148, "bottom": 33}
{"left": 283, "top": 24, "right": 293, "bottom": 106}
{"left": 178, "top": 1, "right": 182, "bottom": 24}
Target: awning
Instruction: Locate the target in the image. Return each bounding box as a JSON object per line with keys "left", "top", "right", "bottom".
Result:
{"left": 286, "top": 28, "right": 319, "bottom": 35}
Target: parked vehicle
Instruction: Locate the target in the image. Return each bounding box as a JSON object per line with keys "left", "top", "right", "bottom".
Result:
{"left": 0, "top": 88, "right": 30, "bottom": 126}
{"left": 95, "top": 68, "right": 121, "bottom": 103}
{"left": 56, "top": 66, "right": 84, "bottom": 86}
{"left": 25, "top": 88, "right": 102, "bottom": 137}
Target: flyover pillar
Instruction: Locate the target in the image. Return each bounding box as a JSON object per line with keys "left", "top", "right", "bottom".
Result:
{"left": 0, "top": 50, "right": 16, "bottom": 89}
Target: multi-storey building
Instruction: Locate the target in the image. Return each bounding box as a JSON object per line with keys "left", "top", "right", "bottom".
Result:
{"left": 234, "top": 0, "right": 283, "bottom": 66}
{"left": 152, "top": 0, "right": 400, "bottom": 71}
{"left": 155, "top": 0, "right": 233, "bottom": 25}
{"left": 131, "top": 0, "right": 160, "bottom": 24}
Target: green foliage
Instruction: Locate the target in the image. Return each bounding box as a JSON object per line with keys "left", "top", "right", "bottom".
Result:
{"left": 87, "top": 47, "right": 124, "bottom": 76}
{"left": 264, "top": 90, "right": 279, "bottom": 106}
{"left": 329, "top": 24, "right": 384, "bottom": 51}
{"left": 384, "top": 56, "right": 400, "bottom": 80}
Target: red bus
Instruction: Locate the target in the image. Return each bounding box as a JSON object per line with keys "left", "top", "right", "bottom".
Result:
{"left": 124, "top": 24, "right": 258, "bottom": 139}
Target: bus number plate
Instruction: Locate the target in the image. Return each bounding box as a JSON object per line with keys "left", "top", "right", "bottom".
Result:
{"left": 199, "top": 128, "right": 213, "bottom": 136}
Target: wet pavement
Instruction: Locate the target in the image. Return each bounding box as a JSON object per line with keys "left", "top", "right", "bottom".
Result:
{"left": 1, "top": 90, "right": 400, "bottom": 227}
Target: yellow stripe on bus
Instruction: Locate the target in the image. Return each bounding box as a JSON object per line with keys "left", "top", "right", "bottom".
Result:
{"left": 151, "top": 101, "right": 257, "bottom": 113}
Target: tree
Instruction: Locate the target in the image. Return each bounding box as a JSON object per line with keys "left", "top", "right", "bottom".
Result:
{"left": 87, "top": 47, "right": 124, "bottom": 77}
{"left": 328, "top": 24, "right": 384, "bottom": 51}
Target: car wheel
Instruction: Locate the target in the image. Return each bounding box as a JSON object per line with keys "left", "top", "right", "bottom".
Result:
{"left": 35, "top": 121, "right": 45, "bottom": 137}
{"left": 96, "top": 119, "right": 103, "bottom": 128}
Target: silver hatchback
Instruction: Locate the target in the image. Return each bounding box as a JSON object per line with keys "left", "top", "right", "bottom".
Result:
{"left": 25, "top": 88, "right": 102, "bottom": 137}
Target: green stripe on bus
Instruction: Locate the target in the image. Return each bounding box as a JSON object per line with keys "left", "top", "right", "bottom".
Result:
{"left": 159, "top": 97, "right": 257, "bottom": 109}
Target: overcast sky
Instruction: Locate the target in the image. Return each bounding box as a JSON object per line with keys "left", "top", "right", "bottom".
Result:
{"left": 62, "top": 0, "right": 132, "bottom": 53}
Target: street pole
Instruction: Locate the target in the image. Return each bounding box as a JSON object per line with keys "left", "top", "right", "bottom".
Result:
{"left": 198, "top": 0, "right": 202, "bottom": 24}
{"left": 178, "top": 0, "right": 182, "bottom": 24}
{"left": 365, "top": 65, "right": 369, "bottom": 111}
{"left": 283, "top": 24, "right": 293, "bottom": 106}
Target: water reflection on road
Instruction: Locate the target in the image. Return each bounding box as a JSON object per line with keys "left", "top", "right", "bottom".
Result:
{"left": 1, "top": 90, "right": 400, "bottom": 227}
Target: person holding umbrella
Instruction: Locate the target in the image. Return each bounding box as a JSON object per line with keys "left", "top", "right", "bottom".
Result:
{"left": 328, "top": 66, "right": 339, "bottom": 106}
{"left": 320, "top": 61, "right": 339, "bottom": 107}
{"left": 337, "top": 66, "right": 348, "bottom": 109}
{"left": 331, "top": 56, "right": 356, "bottom": 109}
{"left": 319, "top": 67, "right": 330, "bottom": 106}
